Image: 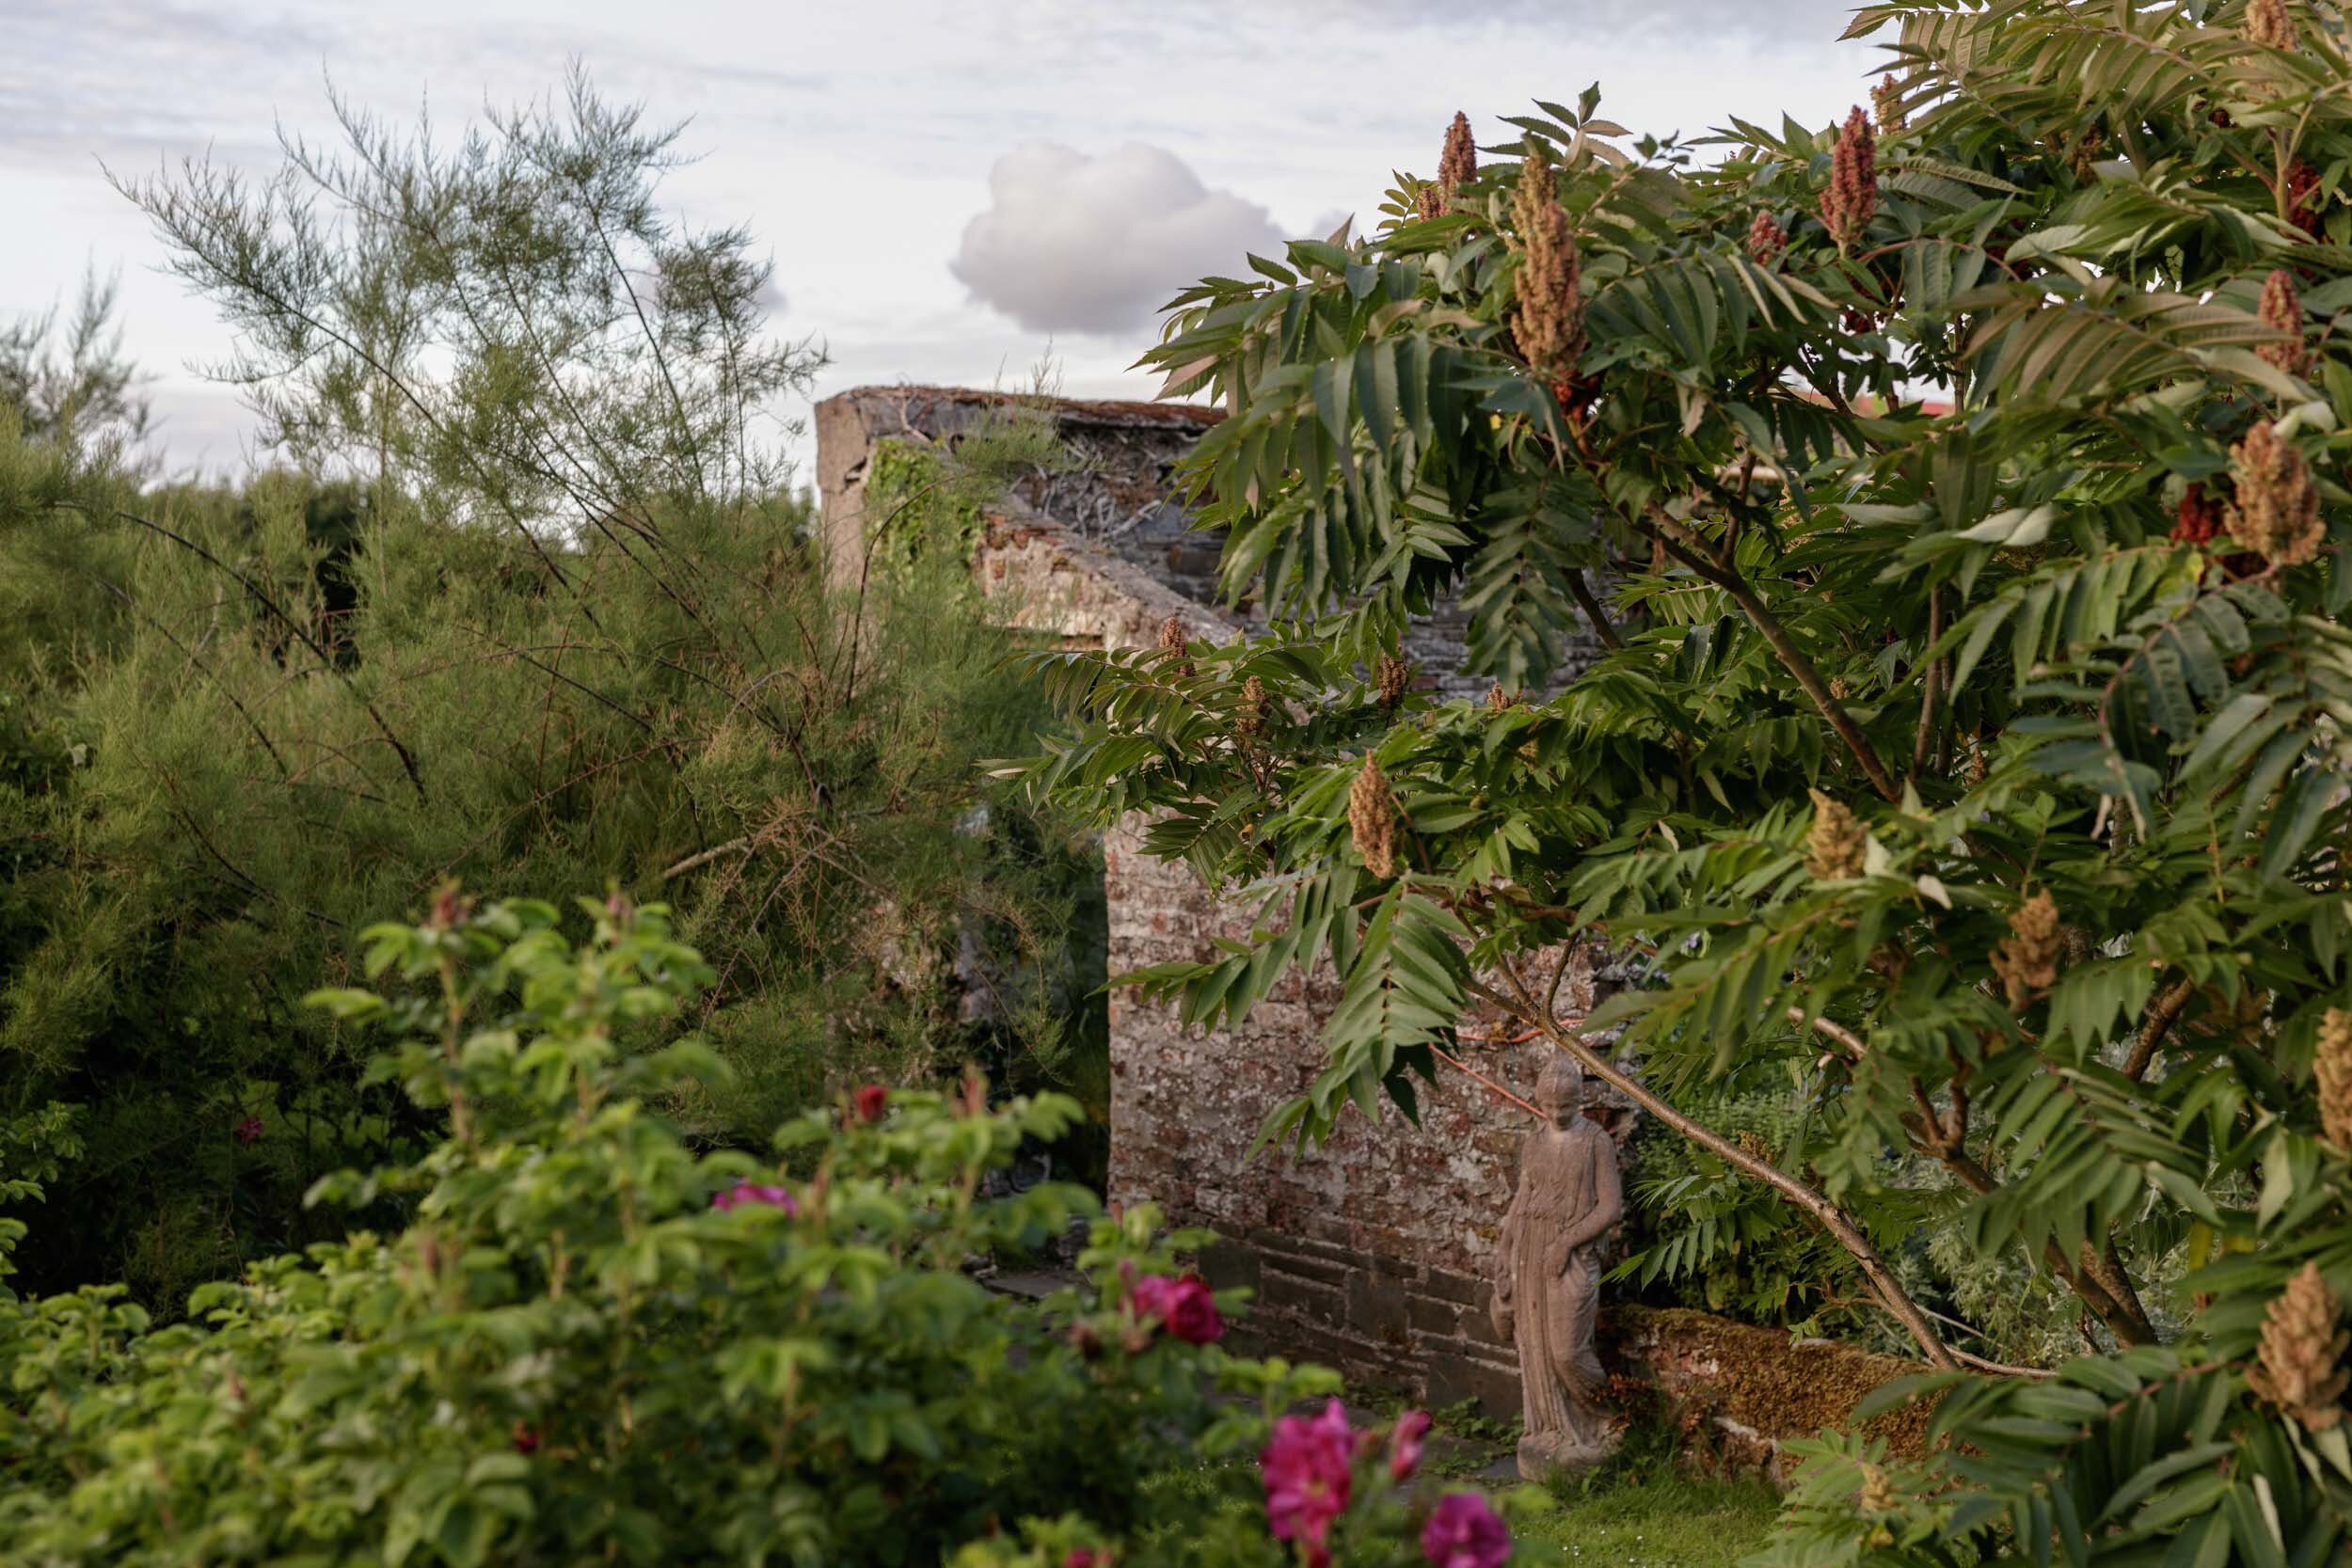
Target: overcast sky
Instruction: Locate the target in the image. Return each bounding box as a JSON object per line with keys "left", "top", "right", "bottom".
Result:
{"left": 2, "top": 0, "right": 1884, "bottom": 480}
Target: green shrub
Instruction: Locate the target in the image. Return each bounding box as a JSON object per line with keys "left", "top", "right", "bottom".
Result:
{"left": 0, "top": 896, "right": 1533, "bottom": 1567}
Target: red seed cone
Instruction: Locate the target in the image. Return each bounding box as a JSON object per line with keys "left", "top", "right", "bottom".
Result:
{"left": 1509, "top": 150, "right": 1584, "bottom": 381}
{"left": 2259, "top": 268, "right": 2311, "bottom": 377}
{"left": 1820, "top": 106, "right": 1879, "bottom": 251}
{"left": 1438, "top": 112, "right": 1477, "bottom": 212}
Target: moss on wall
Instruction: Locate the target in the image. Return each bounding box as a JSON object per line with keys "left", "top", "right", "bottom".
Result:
{"left": 1602, "top": 1305, "right": 1935, "bottom": 1462}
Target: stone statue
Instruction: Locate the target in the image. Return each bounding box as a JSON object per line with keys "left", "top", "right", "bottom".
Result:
{"left": 1490, "top": 1050, "right": 1623, "bottom": 1479}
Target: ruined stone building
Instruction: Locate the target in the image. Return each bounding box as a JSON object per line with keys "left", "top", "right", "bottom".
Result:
{"left": 816, "top": 385, "right": 1619, "bottom": 1414}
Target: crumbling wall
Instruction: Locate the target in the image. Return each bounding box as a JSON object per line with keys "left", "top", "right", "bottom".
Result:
{"left": 816, "top": 384, "right": 1620, "bottom": 1415}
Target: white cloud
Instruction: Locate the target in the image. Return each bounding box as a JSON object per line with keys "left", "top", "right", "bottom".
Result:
{"left": 948, "top": 142, "right": 1285, "bottom": 337}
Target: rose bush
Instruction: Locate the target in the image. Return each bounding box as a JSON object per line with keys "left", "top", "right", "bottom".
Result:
{"left": 0, "top": 895, "right": 1534, "bottom": 1565}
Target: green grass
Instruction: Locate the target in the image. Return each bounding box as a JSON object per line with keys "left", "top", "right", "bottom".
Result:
{"left": 1514, "top": 1465, "right": 1781, "bottom": 1567}
{"left": 1511, "top": 1415, "right": 1784, "bottom": 1568}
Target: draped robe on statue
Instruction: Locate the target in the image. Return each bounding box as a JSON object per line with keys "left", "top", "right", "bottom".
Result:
{"left": 1490, "top": 1086, "right": 1622, "bottom": 1478}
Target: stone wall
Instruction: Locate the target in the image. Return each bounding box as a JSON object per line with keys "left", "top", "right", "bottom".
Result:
{"left": 815, "top": 384, "right": 1614, "bottom": 1415}
{"left": 1108, "top": 814, "right": 1632, "bottom": 1410}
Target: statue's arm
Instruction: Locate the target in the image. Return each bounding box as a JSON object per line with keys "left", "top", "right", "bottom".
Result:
{"left": 1493, "top": 1194, "right": 1521, "bottom": 1294}
{"left": 1559, "top": 1133, "right": 1625, "bottom": 1256}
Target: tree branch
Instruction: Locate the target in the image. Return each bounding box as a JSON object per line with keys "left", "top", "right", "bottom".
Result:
{"left": 2123, "top": 977, "right": 2198, "bottom": 1082}
{"left": 1644, "top": 508, "right": 1899, "bottom": 802}
{"left": 1565, "top": 568, "right": 1624, "bottom": 651}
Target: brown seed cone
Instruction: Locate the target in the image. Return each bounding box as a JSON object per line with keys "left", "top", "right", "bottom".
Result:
{"left": 1820, "top": 106, "right": 1879, "bottom": 252}
{"left": 1806, "top": 789, "right": 1867, "bottom": 881}
{"left": 1236, "top": 674, "right": 1267, "bottom": 738}
{"left": 1872, "top": 73, "right": 1907, "bottom": 134}
{"left": 2068, "top": 125, "right": 2106, "bottom": 182}
{"left": 1991, "top": 890, "right": 2062, "bottom": 1008}
{"left": 1438, "top": 111, "right": 1478, "bottom": 212}
{"left": 2248, "top": 1263, "right": 2349, "bottom": 1432}
{"left": 2173, "top": 482, "right": 2227, "bottom": 546}
{"left": 2259, "top": 268, "right": 2312, "bottom": 377}
{"left": 1158, "top": 614, "right": 1194, "bottom": 677}
{"left": 1349, "top": 754, "right": 1400, "bottom": 879}
{"left": 2318, "top": 1008, "right": 2352, "bottom": 1151}
{"left": 2225, "top": 420, "right": 2324, "bottom": 566}
{"left": 2246, "top": 0, "right": 2297, "bottom": 51}
{"left": 1858, "top": 1463, "right": 1898, "bottom": 1513}
{"left": 1375, "top": 655, "right": 1414, "bottom": 711}
{"left": 1746, "top": 211, "right": 1787, "bottom": 266}
{"left": 1415, "top": 183, "right": 1443, "bottom": 224}
{"left": 1486, "top": 683, "right": 1516, "bottom": 714}
{"left": 1510, "top": 151, "right": 1585, "bottom": 381}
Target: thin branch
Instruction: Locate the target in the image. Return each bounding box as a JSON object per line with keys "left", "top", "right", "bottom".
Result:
{"left": 1788, "top": 1005, "right": 1867, "bottom": 1064}
{"left": 1911, "top": 584, "right": 1943, "bottom": 782}
{"left": 1565, "top": 568, "right": 1625, "bottom": 651}
{"left": 1645, "top": 508, "right": 1899, "bottom": 801}
{"left": 1428, "top": 1043, "right": 1543, "bottom": 1118}
{"left": 658, "top": 837, "right": 753, "bottom": 881}
{"left": 2123, "top": 977, "right": 2198, "bottom": 1081}
{"left": 72, "top": 501, "right": 428, "bottom": 804}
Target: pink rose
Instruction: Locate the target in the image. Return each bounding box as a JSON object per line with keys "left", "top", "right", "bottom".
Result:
{"left": 1420, "top": 1492, "right": 1509, "bottom": 1568}
{"left": 1391, "top": 1408, "right": 1431, "bottom": 1481}
{"left": 1262, "top": 1398, "right": 1355, "bottom": 1560}
{"left": 712, "top": 1181, "right": 797, "bottom": 1214}
{"left": 1127, "top": 1274, "right": 1224, "bottom": 1345}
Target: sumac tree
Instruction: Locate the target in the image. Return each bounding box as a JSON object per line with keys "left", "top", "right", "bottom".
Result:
{"left": 1018, "top": 0, "right": 2352, "bottom": 1557}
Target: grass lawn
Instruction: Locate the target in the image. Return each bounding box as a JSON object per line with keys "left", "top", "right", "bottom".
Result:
{"left": 1516, "top": 1464, "right": 1782, "bottom": 1567}
{"left": 1406, "top": 1397, "right": 1783, "bottom": 1567}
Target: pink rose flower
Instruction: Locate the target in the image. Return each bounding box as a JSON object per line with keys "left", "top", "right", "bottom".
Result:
{"left": 712, "top": 1181, "right": 797, "bottom": 1214}
{"left": 1391, "top": 1408, "right": 1432, "bottom": 1481}
{"left": 1262, "top": 1398, "right": 1355, "bottom": 1561}
{"left": 1129, "top": 1274, "right": 1224, "bottom": 1345}
{"left": 1421, "top": 1492, "right": 1509, "bottom": 1568}
{"left": 853, "top": 1084, "right": 889, "bottom": 1124}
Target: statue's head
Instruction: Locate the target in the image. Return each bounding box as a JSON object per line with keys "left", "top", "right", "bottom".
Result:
{"left": 1535, "top": 1051, "right": 1584, "bottom": 1128}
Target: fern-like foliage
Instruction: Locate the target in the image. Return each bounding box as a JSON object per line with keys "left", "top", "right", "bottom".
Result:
{"left": 1015, "top": 2, "right": 2352, "bottom": 1559}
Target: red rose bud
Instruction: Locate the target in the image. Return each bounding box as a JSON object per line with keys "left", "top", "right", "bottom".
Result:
{"left": 512, "top": 1422, "right": 541, "bottom": 1455}
{"left": 1128, "top": 1274, "right": 1225, "bottom": 1345}
{"left": 1391, "top": 1408, "right": 1432, "bottom": 1480}
{"left": 852, "top": 1084, "right": 889, "bottom": 1124}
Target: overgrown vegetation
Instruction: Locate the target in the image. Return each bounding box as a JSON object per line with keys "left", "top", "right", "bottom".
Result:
{"left": 0, "top": 74, "right": 1103, "bottom": 1307}
{"left": 0, "top": 896, "right": 1534, "bottom": 1567}
{"left": 1017, "top": 0, "right": 2352, "bottom": 1558}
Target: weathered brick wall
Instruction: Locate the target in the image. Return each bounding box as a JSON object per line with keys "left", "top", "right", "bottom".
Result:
{"left": 816, "top": 385, "right": 1616, "bottom": 1415}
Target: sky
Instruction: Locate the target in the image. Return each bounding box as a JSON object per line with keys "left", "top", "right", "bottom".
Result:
{"left": 1, "top": 0, "right": 1887, "bottom": 481}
